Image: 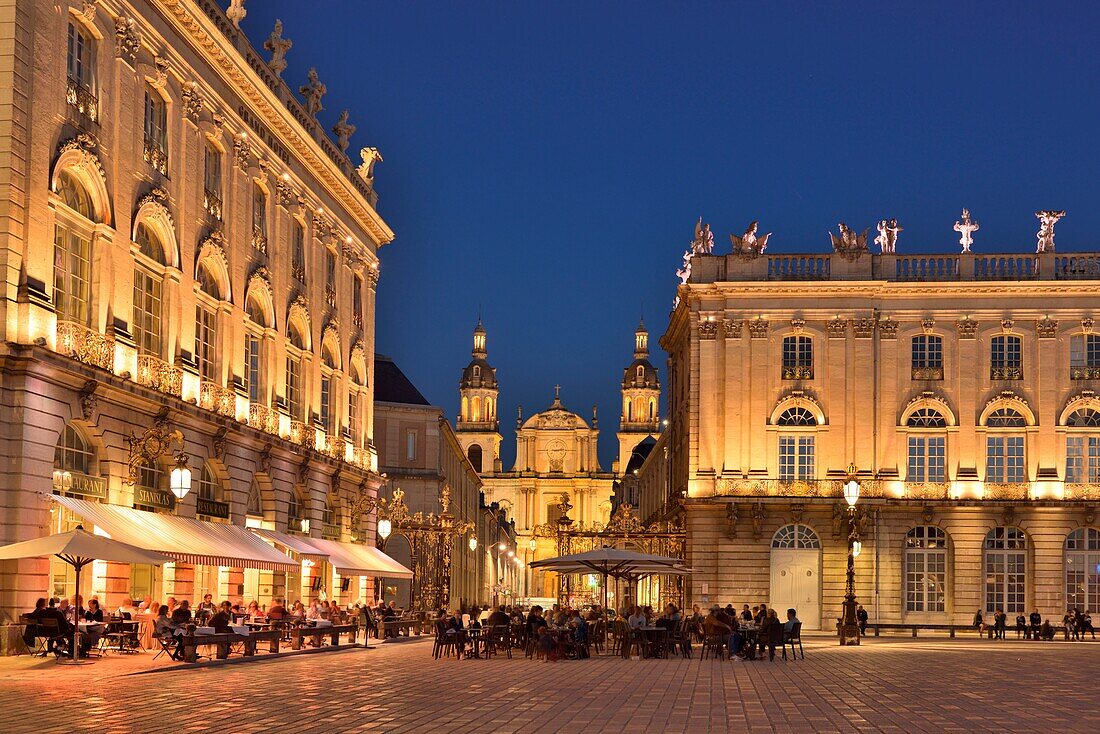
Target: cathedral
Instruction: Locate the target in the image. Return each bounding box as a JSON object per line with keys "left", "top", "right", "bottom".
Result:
{"left": 454, "top": 320, "right": 662, "bottom": 601}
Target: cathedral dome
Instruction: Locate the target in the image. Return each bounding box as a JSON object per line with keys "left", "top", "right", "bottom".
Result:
{"left": 460, "top": 358, "right": 497, "bottom": 389}
{"left": 622, "top": 358, "right": 659, "bottom": 390}
{"left": 521, "top": 389, "right": 589, "bottom": 430}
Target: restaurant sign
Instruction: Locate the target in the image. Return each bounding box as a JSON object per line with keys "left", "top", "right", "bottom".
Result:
{"left": 53, "top": 471, "right": 108, "bottom": 500}
{"left": 134, "top": 487, "right": 175, "bottom": 511}
{"left": 197, "top": 497, "right": 230, "bottom": 520}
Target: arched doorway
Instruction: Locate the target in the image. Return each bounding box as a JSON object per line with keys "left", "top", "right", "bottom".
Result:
{"left": 770, "top": 523, "right": 821, "bottom": 629}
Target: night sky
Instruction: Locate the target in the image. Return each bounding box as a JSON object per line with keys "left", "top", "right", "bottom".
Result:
{"left": 240, "top": 1, "right": 1100, "bottom": 468}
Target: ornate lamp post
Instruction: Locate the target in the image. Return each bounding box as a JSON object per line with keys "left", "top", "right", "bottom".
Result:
{"left": 839, "top": 464, "right": 862, "bottom": 646}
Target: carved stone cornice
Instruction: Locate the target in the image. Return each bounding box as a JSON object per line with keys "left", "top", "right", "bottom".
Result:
{"left": 747, "top": 319, "right": 769, "bottom": 339}
{"left": 853, "top": 318, "right": 875, "bottom": 338}
{"left": 878, "top": 318, "right": 898, "bottom": 339}
{"left": 1036, "top": 316, "right": 1058, "bottom": 338}
{"left": 956, "top": 317, "right": 978, "bottom": 339}
{"left": 723, "top": 319, "right": 741, "bottom": 339}
{"left": 698, "top": 319, "right": 718, "bottom": 340}
{"left": 827, "top": 318, "right": 847, "bottom": 338}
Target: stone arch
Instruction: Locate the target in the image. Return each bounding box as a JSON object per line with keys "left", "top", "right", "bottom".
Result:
{"left": 1060, "top": 393, "right": 1100, "bottom": 426}
{"left": 349, "top": 341, "right": 367, "bottom": 385}
{"left": 980, "top": 391, "right": 1035, "bottom": 427}
{"left": 249, "top": 472, "right": 276, "bottom": 523}
{"left": 52, "top": 137, "right": 111, "bottom": 225}
{"left": 287, "top": 296, "right": 313, "bottom": 351}
{"left": 321, "top": 322, "right": 342, "bottom": 371}
{"left": 769, "top": 392, "right": 826, "bottom": 426}
{"left": 244, "top": 268, "right": 276, "bottom": 330}
{"left": 900, "top": 392, "right": 957, "bottom": 427}
{"left": 195, "top": 232, "right": 232, "bottom": 302}
{"left": 132, "top": 191, "right": 178, "bottom": 268}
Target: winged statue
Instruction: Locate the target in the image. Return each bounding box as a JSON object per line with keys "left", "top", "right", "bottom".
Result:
{"left": 729, "top": 220, "right": 770, "bottom": 259}
{"left": 691, "top": 217, "right": 715, "bottom": 255}
{"left": 830, "top": 222, "right": 869, "bottom": 260}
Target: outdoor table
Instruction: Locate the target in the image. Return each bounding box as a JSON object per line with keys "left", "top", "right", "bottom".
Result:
{"left": 193, "top": 626, "right": 216, "bottom": 636}
{"left": 638, "top": 626, "right": 669, "bottom": 658}
{"left": 77, "top": 621, "right": 104, "bottom": 632}
{"left": 465, "top": 628, "right": 484, "bottom": 658}
{"left": 230, "top": 625, "right": 251, "bottom": 636}
{"left": 312, "top": 619, "right": 333, "bottom": 628}
{"left": 738, "top": 626, "right": 759, "bottom": 659}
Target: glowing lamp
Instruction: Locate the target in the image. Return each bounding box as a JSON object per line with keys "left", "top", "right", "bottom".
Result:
{"left": 852, "top": 540, "right": 862, "bottom": 558}
{"left": 528, "top": 539, "right": 537, "bottom": 551}
{"left": 469, "top": 536, "right": 478, "bottom": 552}
{"left": 169, "top": 455, "right": 192, "bottom": 500}
{"left": 377, "top": 518, "right": 392, "bottom": 541}
{"left": 497, "top": 542, "right": 506, "bottom": 551}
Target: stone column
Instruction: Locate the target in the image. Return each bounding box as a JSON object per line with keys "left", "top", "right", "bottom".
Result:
{"left": 722, "top": 318, "right": 743, "bottom": 476}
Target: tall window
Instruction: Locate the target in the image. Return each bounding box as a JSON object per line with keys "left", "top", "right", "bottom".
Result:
{"left": 133, "top": 224, "right": 165, "bottom": 357}
{"left": 990, "top": 335, "right": 1022, "bottom": 380}
{"left": 912, "top": 335, "right": 944, "bottom": 380}
{"left": 1066, "top": 434, "right": 1100, "bottom": 484}
{"left": 1065, "top": 528, "right": 1100, "bottom": 613}
{"left": 194, "top": 263, "right": 221, "bottom": 383}
{"left": 406, "top": 430, "right": 417, "bottom": 461}
{"left": 246, "top": 334, "right": 263, "bottom": 403}
{"left": 325, "top": 248, "right": 337, "bottom": 308}
{"left": 347, "top": 388, "right": 359, "bottom": 443}
{"left": 781, "top": 335, "right": 813, "bottom": 380}
{"left": 984, "top": 527, "right": 1027, "bottom": 614}
{"left": 291, "top": 221, "right": 306, "bottom": 283}
{"left": 467, "top": 444, "right": 483, "bottom": 473}
{"left": 1070, "top": 335, "right": 1100, "bottom": 380}
{"left": 143, "top": 88, "right": 168, "bottom": 175}
{"left": 905, "top": 526, "right": 947, "bottom": 612}
{"left": 319, "top": 374, "right": 332, "bottom": 432}
{"left": 66, "top": 22, "right": 95, "bottom": 89}
{"left": 353, "top": 274, "right": 364, "bottom": 327}
{"left": 286, "top": 323, "right": 307, "bottom": 421}
{"left": 907, "top": 436, "right": 946, "bottom": 482}
{"left": 288, "top": 490, "right": 307, "bottom": 533}
{"left": 778, "top": 436, "right": 815, "bottom": 480}
{"left": 986, "top": 435, "right": 1025, "bottom": 483}
{"left": 195, "top": 463, "right": 224, "bottom": 508}
{"left": 53, "top": 185, "right": 93, "bottom": 324}
{"left": 54, "top": 424, "right": 94, "bottom": 479}
{"left": 203, "top": 143, "right": 222, "bottom": 219}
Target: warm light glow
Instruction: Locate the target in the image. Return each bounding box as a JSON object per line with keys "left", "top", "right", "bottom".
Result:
{"left": 843, "top": 479, "right": 860, "bottom": 508}
{"left": 281, "top": 173, "right": 290, "bottom": 181}
{"left": 169, "top": 456, "right": 192, "bottom": 501}
{"left": 514, "top": 558, "right": 522, "bottom": 566}
{"left": 377, "top": 518, "right": 392, "bottom": 540}
{"left": 507, "top": 550, "right": 514, "bottom": 558}
{"left": 468, "top": 536, "right": 478, "bottom": 552}
{"left": 852, "top": 540, "right": 862, "bottom": 558}
{"left": 528, "top": 539, "right": 537, "bottom": 551}
{"left": 497, "top": 542, "right": 506, "bottom": 551}
{"left": 301, "top": 558, "right": 315, "bottom": 569}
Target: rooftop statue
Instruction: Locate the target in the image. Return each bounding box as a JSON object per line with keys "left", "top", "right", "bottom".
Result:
{"left": 953, "top": 208, "right": 979, "bottom": 252}
{"left": 226, "top": 0, "right": 246, "bottom": 30}
{"left": 332, "top": 110, "right": 355, "bottom": 152}
{"left": 1035, "top": 210, "right": 1065, "bottom": 253}
{"left": 676, "top": 249, "right": 693, "bottom": 285}
{"left": 299, "top": 68, "right": 327, "bottom": 118}
{"left": 691, "top": 217, "right": 714, "bottom": 255}
{"left": 874, "top": 218, "right": 902, "bottom": 253}
{"left": 730, "top": 220, "right": 770, "bottom": 259}
{"left": 357, "top": 147, "right": 384, "bottom": 183}
{"left": 830, "top": 222, "right": 869, "bottom": 261}
{"left": 263, "top": 20, "right": 292, "bottom": 78}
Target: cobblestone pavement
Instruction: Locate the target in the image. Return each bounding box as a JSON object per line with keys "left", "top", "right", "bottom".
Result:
{"left": 1, "top": 635, "right": 1098, "bottom": 733}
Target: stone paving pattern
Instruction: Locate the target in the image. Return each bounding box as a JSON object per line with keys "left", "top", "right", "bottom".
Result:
{"left": 0, "top": 635, "right": 1097, "bottom": 733}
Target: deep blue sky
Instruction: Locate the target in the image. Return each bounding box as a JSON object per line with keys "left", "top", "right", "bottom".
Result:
{"left": 242, "top": 1, "right": 1100, "bottom": 468}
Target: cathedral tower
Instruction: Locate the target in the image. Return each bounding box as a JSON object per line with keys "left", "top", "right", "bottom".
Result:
{"left": 456, "top": 319, "right": 502, "bottom": 474}
{"left": 616, "top": 320, "right": 661, "bottom": 472}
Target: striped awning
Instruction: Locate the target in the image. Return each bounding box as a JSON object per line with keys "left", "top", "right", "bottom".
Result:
{"left": 52, "top": 495, "right": 298, "bottom": 571}
{"left": 295, "top": 536, "right": 413, "bottom": 579}
{"left": 250, "top": 528, "right": 330, "bottom": 562}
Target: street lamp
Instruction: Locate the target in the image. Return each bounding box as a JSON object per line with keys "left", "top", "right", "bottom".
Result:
{"left": 839, "top": 463, "right": 862, "bottom": 646}
{"left": 468, "top": 536, "right": 478, "bottom": 552}
{"left": 377, "top": 518, "right": 392, "bottom": 543}
{"left": 497, "top": 542, "right": 507, "bottom": 551}
{"left": 169, "top": 453, "right": 192, "bottom": 501}
{"left": 528, "top": 538, "right": 536, "bottom": 551}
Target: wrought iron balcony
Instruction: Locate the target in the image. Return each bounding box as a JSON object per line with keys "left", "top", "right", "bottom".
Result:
{"left": 248, "top": 402, "right": 279, "bottom": 434}
{"left": 911, "top": 365, "right": 944, "bottom": 381}
{"left": 324, "top": 434, "right": 346, "bottom": 459}
{"left": 143, "top": 136, "right": 168, "bottom": 175}
{"left": 292, "top": 263, "right": 306, "bottom": 284}
{"left": 251, "top": 225, "right": 268, "bottom": 255}
{"left": 136, "top": 354, "right": 183, "bottom": 397}
{"left": 66, "top": 78, "right": 99, "bottom": 125}
{"left": 203, "top": 188, "right": 223, "bottom": 220}
{"left": 990, "top": 365, "right": 1023, "bottom": 380}
{"left": 288, "top": 420, "right": 311, "bottom": 446}
{"left": 199, "top": 380, "right": 235, "bottom": 418}
{"left": 781, "top": 365, "right": 813, "bottom": 380}
{"left": 325, "top": 286, "right": 337, "bottom": 309}
{"left": 983, "top": 482, "right": 1030, "bottom": 500}
{"left": 1064, "top": 483, "right": 1100, "bottom": 500}
{"left": 55, "top": 321, "right": 114, "bottom": 371}
{"left": 352, "top": 311, "right": 363, "bottom": 329}
{"left": 322, "top": 523, "right": 340, "bottom": 540}
{"left": 1070, "top": 366, "right": 1100, "bottom": 380}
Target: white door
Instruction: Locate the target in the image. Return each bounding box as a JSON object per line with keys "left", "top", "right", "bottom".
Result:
{"left": 770, "top": 549, "right": 820, "bottom": 629}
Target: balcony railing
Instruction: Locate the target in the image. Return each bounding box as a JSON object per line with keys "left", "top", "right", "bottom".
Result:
{"left": 55, "top": 321, "right": 114, "bottom": 371}
{"left": 1053, "top": 255, "right": 1100, "bottom": 280}
{"left": 991, "top": 365, "right": 1023, "bottom": 380}
{"left": 203, "top": 188, "right": 223, "bottom": 220}
{"left": 972, "top": 255, "right": 1038, "bottom": 280}
{"left": 324, "top": 435, "right": 346, "bottom": 460}
{"left": 248, "top": 403, "right": 279, "bottom": 434}
{"left": 894, "top": 256, "right": 959, "bottom": 281}
{"left": 983, "top": 482, "right": 1030, "bottom": 500}
{"left": 766, "top": 255, "right": 830, "bottom": 280}
{"left": 1064, "top": 483, "right": 1100, "bottom": 500}
{"left": 325, "top": 286, "right": 338, "bottom": 309}
{"left": 911, "top": 365, "right": 944, "bottom": 381}
{"left": 322, "top": 523, "right": 341, "bottom": 540}
{"left": 292, "top": 262, "right": 306, "bottom": 283}
{"left": 251, "top": 226, "right": 268, "bottom": 255}
{"left": 1070, "top": 366, "right": 1100, "bottom": 380}
{"left": 781, "top": 365, "right": 813, "bottom": 380}
{"left": 66, "top": 78, "right": 99, "bottom": 125}
{"left": 136, "top": 354, "right": 183, "bottom": 397}
{"left": 143, "top": 136, "right": 168, "bottom": 176}
{"left": 352, "top": 311, "right": 363, "bottom": 329}
{"left": 199, "top": 380, "right": 235, "bottom": 418}
{"left": 713, "top": 478, "right": 862, "bottom": 498}
{"left": 288, "top": 420, "right": 311, "bottom": 446}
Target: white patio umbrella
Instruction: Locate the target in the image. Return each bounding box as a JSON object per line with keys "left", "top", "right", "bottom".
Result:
{"left": 530, "top": 547, "right": 691, "bottom": 616}
{"left": 0, "top": 525, "right": 171, "bottom": 664}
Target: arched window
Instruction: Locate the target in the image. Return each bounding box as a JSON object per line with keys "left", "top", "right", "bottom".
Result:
{"left": 292, "top": 220, "right": 306, "bottom": 283}
{"left": 985, "top": 408, "right": 1026, "bottom": 483}
{"left": 53, "top": 178, "right": 94, "bottom": 326}
{"left": 473, "top": 365, "right": 480, "bottom": 378}
{"left": 143, "top": 86, "right": 168, "bottom": 175}
{"left": 984, "top": 527, "right": 1027, "bottom": 613}
{"left": 132, "top": 226, "right": 165, "bottom": 358}
{"left": 467, "top": 444, "right": 483, "bottom": 473}
{"left": 648, "top": 398, "right": 657, "bottom": 421}
{"left": 486, "top": 397, "right": 495, "bottom": 420}
{"left": 320, "top": 347, "right": 336, "bottom": 433}
{"left": 1065, "top": 528, "right": 1100, "bottom": 612}
{"left": 777, "top": 407, "right": 817, "bottom": 427}
{"left": 245, "top": 298, "right": 266, "bottom": 405}
{"left": 246, "top": 482, "right": 264, "bottom": 518}
{"left": 1067, "top": 408, "right": 1100, "bottom": 428}
{"left": 907, "top": 408, "right": 947, "bottom": 428}
{"left": 636, "top": 365, "right": 644, "bottom": 381}
{"left": 56, "top": 170, "right": 93, "bottom": 220}
{"left": 203, "top": 142, "right": 222, "bottom": 219}
{"left": 906, "top": 409, "right": 947, "bottom": 483}
{"left": 195, "top": 262, "right": 222, "bottom": 383}
{"left": 53, "top": 424, "right": 96, "bottom": 495}
{"left": 986, "top": 407, "right": 1026, "bottom": 428}
{"left": 990, "top": 335, "right": 1022, "bottom": 380}
{"left": 288, "top": 489, "right": 307, "bottom": 533}
{"left": 471, "top": 396, "right": 481, "bottom": 422}
{"left": 322, "top": 497, "right": 340, "bottom": 538}
{"left": 771, "top": 524, "right": 821, "bottom": 549}
{"left": 781, "top": 335, "right": 813, "bottom": 380}
{"left": 905, "top": 527, "right": 947, "bottom": 612}
{"left": 625, "top": 397, "right": 632, "bottom": 421}
{"left": 286, "top": 322, "right": 307, "bottom": 421}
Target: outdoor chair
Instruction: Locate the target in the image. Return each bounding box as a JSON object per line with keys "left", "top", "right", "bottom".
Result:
{"left": 432, "top": 621, "right": 460, "bottom": 660}
{"left": 700, "top": 633, "right": 726, "bottom": 661}
{"left": 153, "top": 633, "right": 181, "bottom": 662}
{"left": 590, "top": 619, "right": 605, "bottom": 655}
{"left": 766, "top": 622, "right": 785, "bottom": 661}
{"left": 668, "top": 620, "right": 693, "bottom": 658}
{"left": 783, "top": 621, "right": 804, "bottom": 660}
{"left": 485, "top": 625, "right": 511, "bottom": 659}
{"left": 20, "top": 615, "right": 64, "bottom": 657}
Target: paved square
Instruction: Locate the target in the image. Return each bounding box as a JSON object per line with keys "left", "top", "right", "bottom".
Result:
{"left": 0, "top": 635, "right": 1097, "bottom": 733}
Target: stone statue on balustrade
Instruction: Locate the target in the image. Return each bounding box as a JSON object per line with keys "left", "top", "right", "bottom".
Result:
{"left": 729, "top": 220, "right": 770, "bottom": 259}
{"left": 1035, "top": 210, "right": 1065, "bottom": 253}
{"left": 874, "top": 218, "right": 901, "bottom": 253}
{"left": 264, "top": 20, "right": 292, "bottom": 78}
{"left": 332, "top": 110, "right": 355, "bottom": 152}
{"left": 830, "top": 222, "right": 869, "bottom": 261}
{"left": 953, "top": 208, "right": 978, "bottom": 253}
{"left": 357, "top": 147, "right": 384, "bottom": 184}
{"left": 691, "top": 217, "right": 714, "bottom": 255}
{"left": 299, "top": 68, "right": 327, "bottom": 118}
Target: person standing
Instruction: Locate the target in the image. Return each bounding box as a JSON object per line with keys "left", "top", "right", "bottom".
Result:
{"left": 1029, "top": 608, "right": 1042, "bottom": 640}
{"left": 856, "top": 605, "right": 868, "bottom": 634}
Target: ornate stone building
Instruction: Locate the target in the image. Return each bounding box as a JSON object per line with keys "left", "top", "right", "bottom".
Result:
{"left": 455, "top": 321, "right": 662, "bottom": 601}
{"left": 0, "top": 0, "right": 403, "bottom": 638}
{"left": 657, "top": 223, "right": 1100, "bottom": 629}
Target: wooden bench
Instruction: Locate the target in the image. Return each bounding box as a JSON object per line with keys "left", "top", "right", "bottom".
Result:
{"left": 242, "top": 629, "right": 283, "bottom": 655}
{"left": 840, "top": 622, "right": 1069, "bottom": 639}
{"left": 289, "top": 622, "right": 359, "bottom": 650}
{"left": 178, "top": 627, "right": 284, "bottom": 662}
{"left": 380, "top": 618, "right": 424, "bottom": 639}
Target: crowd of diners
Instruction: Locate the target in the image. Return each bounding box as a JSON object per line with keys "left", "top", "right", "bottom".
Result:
{"left": 973, "top": 607, "right": 1096, "bottom": 640}
{"left": 21, "top": 593, "right": 406, "bottom": 659}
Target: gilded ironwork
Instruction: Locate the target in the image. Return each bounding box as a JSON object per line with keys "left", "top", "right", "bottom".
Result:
{"left": 124, "top": 418, "right": 184, "bottom": 486}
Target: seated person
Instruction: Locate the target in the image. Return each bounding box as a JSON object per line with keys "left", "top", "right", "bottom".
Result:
{"left": 487, "top": 605, "right": 511, "bottom": 628}
{"left": 627, "top": 606, "right": 647, "bottom": 630}
{"left": 704, "top": 605, "right": 736, "bottom": 654}
{"left": 170, "top": 600, "right": 192, "bottom": 626}
{"left": 117, "top": 597, "right": 138, "bottom": 617}
{"left": 267, "top": 598, "right": 289, "bottom": 620}
{"left": 154, "top": 605, "right": 176, "bottom": 638}
{"left": 209, "top": 601, "right": 233, "bottom": 633}
{"left": 1029, "top": 609, "right": 1042, "bottom": 638}
{"left": 1040, "top": 619, "right": 1055, "bottom": 640}
{"left": 21, "top": 598, "right": 49, "bottom": 650}
{"left": 571, "top": 611, "right": 589, "bottom": 658}
{"left": 740, "top": 604, "right": 753, "bottom": 622}
{"left": 783, "top": 608, "right": 800, "bottom": 637}
{"left": 246, "top": 600, "right": 262, "bottom": 618}
{"left": 195, "top": 594, "right": 217, "bottom": 621}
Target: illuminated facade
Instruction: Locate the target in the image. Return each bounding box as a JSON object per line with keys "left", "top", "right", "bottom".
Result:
{"left": 0, "top": 0, "right": 396, "bottom": 638}
{"left": 659, "top": 238, "right": 1100, "bottom": 629}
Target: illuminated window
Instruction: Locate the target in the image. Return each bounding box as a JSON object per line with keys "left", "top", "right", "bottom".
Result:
{"left": 984, "top": 527, "right": 1027, "bottom": 614}
{"left": 1065, "top": 528, "right": 1100, "bottom": 613}
{"left": 907, "top": 436, "right": 945, "bottom": 482}
{"left": 778, "top": 436, "right": 814, "bottom": 480}
{"left": 905, "top": 526, "right": 947, "bottom": 612}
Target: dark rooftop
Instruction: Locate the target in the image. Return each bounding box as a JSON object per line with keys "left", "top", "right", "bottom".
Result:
{"left": 374, "top": 355, "right": 431, "bottom": 406}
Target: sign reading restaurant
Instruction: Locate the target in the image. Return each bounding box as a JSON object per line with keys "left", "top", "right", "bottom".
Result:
{"left": 53, "top": 472, "right": 108, "bottom": 500}
{"left": 197, "top": 497, "right": 230, "bottom": 520}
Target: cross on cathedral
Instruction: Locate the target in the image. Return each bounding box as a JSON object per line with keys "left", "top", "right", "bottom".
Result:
{"left": 554, "top": 384, "right": 561, "bottom": 399}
